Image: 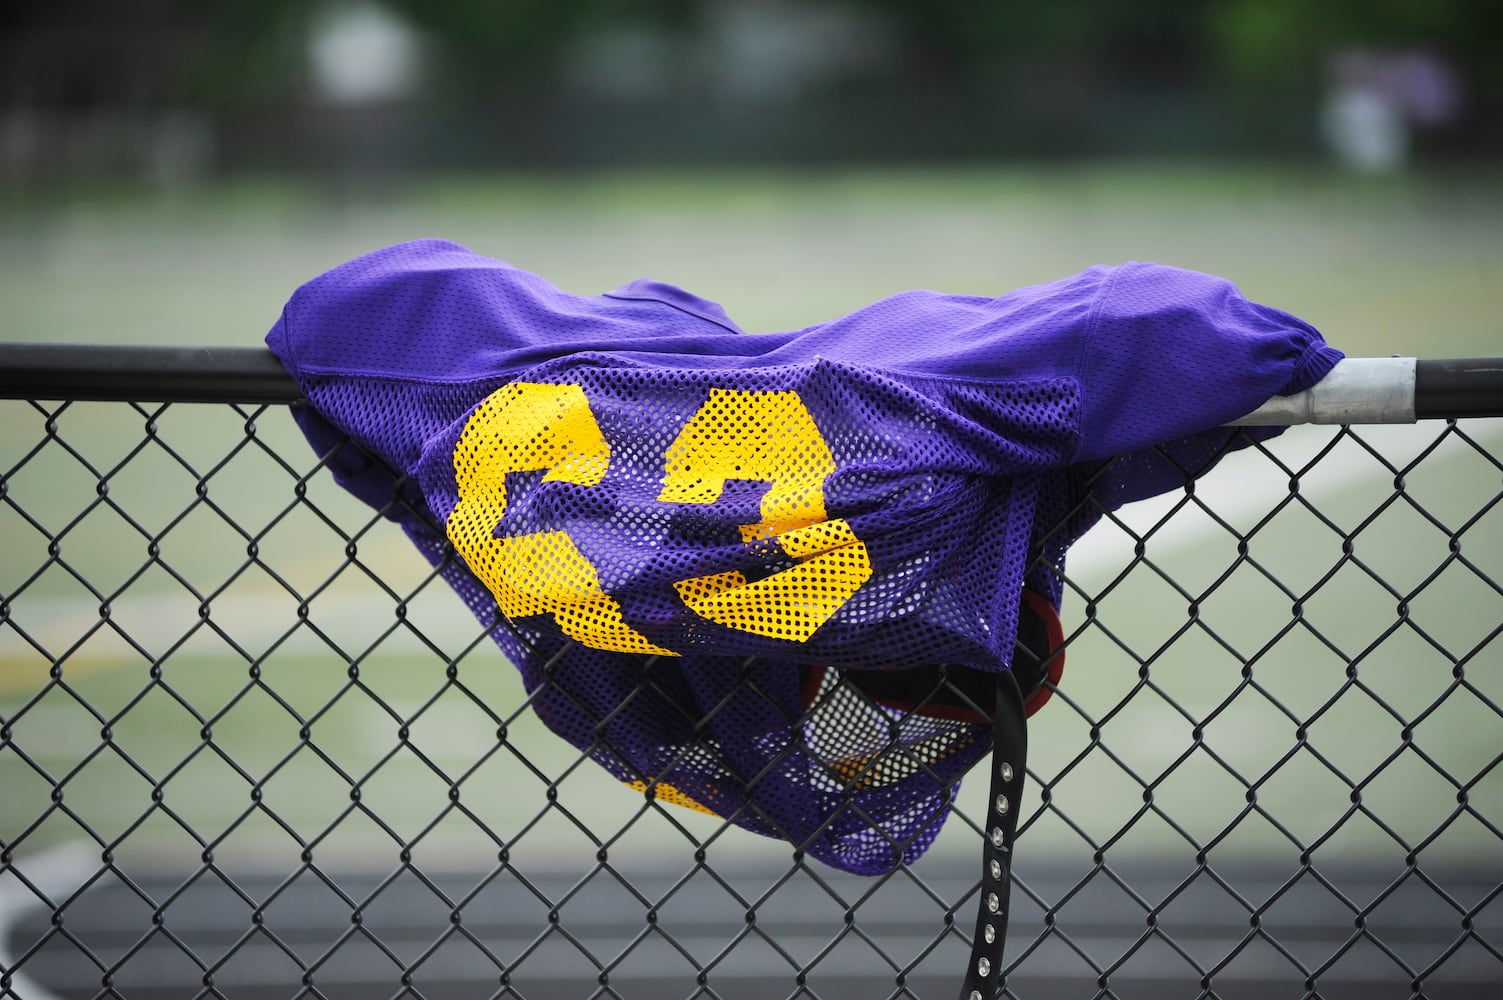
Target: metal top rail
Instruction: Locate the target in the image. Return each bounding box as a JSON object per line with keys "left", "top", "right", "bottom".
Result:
{"left": 0, "top": 344, "right": 302, "bottom": 404}
{"left": 0, "top": 343, "right": 1500, "bottom": 420}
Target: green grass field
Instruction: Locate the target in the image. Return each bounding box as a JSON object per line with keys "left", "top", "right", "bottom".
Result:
{"left": 2, "top": 165, "right": 1501, "bottom": 873}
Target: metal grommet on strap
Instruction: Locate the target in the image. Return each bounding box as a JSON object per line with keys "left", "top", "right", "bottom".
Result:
{"left": 956, "top": 669, "right": 1028, "bottom": 1000}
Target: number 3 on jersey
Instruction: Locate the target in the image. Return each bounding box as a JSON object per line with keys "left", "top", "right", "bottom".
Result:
{"left": 446, "top": 382, "right": 872, "bottom": 654}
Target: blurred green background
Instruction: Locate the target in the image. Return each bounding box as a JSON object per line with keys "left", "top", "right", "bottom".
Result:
{"left": 2, "top": 0, "right": 1500, "bottom": 176}
{"left": 2, "top": 1, "right": 1501, "bottom": 878}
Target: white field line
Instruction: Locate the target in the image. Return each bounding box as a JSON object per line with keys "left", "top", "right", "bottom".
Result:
{"left": 1066, "top": 421, "right": 1501, "bottom": 578}
{"left": 0, "top": 841, "right": 98, "bottom": 1000}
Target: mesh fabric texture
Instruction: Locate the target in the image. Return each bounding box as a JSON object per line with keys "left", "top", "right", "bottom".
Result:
{"left": 268, "top": 240, "right": 1341, "bottom": 875}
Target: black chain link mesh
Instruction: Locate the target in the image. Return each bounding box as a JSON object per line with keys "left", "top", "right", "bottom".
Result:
{"left": 2, "top": 395, "right": 1500, "bottom": 999}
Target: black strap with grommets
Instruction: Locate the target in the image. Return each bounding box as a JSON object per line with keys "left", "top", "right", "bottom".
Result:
{"left": 957, "top": 669, "right": 1027, "bottom": 1000}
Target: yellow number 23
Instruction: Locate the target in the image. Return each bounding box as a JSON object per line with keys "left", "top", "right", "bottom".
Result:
{"left": 446, "top": 382, "right": 872, "bottom": 656}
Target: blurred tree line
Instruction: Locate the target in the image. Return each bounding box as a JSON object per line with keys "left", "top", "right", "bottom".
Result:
{"left": 2, "top": 0, "right": 1497, "bottom": 171}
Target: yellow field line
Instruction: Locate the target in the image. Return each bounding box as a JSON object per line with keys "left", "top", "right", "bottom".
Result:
{"left": 0, "top": 653, "right": 148, "bottom": 700}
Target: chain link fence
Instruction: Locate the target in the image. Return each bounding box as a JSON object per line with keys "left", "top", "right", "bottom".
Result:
{"left": 1, "top": 360, "right": 1501, "bottom": 999}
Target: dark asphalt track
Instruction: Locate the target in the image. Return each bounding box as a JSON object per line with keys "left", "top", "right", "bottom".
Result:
{"left": 5, "top": 854, "right": 1499, "bottom": 999}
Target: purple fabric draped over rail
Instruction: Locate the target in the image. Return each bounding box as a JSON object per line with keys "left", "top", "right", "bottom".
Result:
{"left": 268, "top": 241, "right": 1340, "bottom": 874}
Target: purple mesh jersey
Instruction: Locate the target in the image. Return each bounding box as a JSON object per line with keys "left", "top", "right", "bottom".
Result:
{"left": 268, "top": 239, "right": 1340, "bottom": 875}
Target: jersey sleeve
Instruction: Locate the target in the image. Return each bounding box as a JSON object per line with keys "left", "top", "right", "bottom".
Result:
{"left": 1065, "top": 262, "right": 1342, "bottom": 511}
{"left": 264, "top": 238, "right": 755, "bottom": 384}
{"left": 1073, "top": 261, "right": 1341, "bottom": 462}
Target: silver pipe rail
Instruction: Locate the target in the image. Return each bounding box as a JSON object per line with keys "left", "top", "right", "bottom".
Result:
{"left": 1233, "top": 356, "right": 1503, "bottom": 424}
